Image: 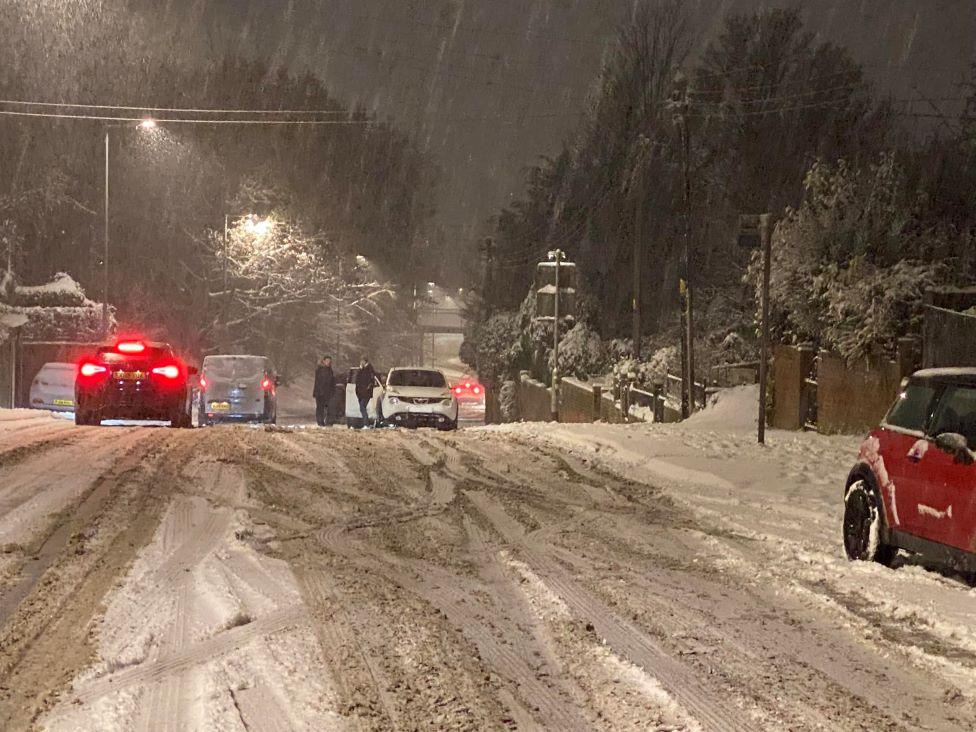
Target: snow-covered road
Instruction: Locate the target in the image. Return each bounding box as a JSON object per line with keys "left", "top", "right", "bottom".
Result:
{"left": 0, "top": 396, "right": 974, "bottom": 730}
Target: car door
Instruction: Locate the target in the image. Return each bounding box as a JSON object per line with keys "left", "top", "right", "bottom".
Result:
{"left": 875, "top": 380, "right": 940, "bottom": 537}
{"left": 922, "top": 384, "right": 976, "bottom": 553}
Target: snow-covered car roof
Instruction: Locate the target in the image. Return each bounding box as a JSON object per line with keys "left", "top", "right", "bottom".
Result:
{"left": 911, "top": 367, "right": 976, "bottom": 384}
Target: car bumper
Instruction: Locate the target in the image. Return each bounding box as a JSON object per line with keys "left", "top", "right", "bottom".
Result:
{"left": 77, "top": 385, "right": 184, "bottom": 419}
{"left": 30, "top": 399, "right": 75, "bottom": 412}
{"left": 384, "top": 401, "right": 457, "bottom": 428}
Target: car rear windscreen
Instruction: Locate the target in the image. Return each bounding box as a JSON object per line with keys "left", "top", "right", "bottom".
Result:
{"left": 204, "top": 356, "right": 267, "bottom": 381}
{"left": 96, "top": 347, "right": 168, "bottom": 364}
{"left": 388, "top": 370, "right": 446, "bottom": 388}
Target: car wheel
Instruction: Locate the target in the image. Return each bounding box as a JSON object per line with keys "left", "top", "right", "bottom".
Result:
{"left": 843, "top": 480, "right": 896, "bottom": 565}
{"left": 170, "top": 407, "right": 191, "bottom": 428}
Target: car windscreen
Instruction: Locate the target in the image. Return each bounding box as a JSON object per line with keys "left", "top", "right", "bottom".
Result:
{"left": 96, "top": 347, "right": 168, "bottom": 364}
{"left": 203, "top": 356, "right": 267, "bottom": 381}
{"left": 387, "top": 370, "right": 446, "bottom": 388}
{"left": 885, "top": 383, "right": 936, "bottom": 432}
{"left": 37, "top": 364, "right": 76, "bottom": 380}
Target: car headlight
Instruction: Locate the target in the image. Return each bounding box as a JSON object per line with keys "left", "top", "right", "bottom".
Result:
{"left": 388, "top": 397, "right": 400, "bottom": 405}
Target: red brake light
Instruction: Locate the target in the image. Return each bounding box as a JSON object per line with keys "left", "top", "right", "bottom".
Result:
{"left": 454, "top": 386, "right": 462, "bottom": 394}
{"left": 261, "top": 377, "right": 272, "bottom": 390}
{"left": 473, "top": 386, "right": 482, "bottom": 394}
{"left": 151, "top": 365, "right": 181, "bottom": 379}
{"left": 79, "top": 363, "right": 107, "bottom": 378}
{"left": 116, "top": 341, "right": 146, "bottom": 354}
{"left": 199, "top": 375, "right": 208, "bottom": 390}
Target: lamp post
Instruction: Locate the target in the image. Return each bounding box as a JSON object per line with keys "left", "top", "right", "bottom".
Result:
{"left": 102, "top": 118, "right": 156, "bottom": 335}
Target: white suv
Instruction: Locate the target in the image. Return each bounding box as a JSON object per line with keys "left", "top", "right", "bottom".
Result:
{"left": 381, "top": 368, "right": 458, "bottom": 430}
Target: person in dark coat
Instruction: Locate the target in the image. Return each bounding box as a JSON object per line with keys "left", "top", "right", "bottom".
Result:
{"left": 313, "top": 356, "right": 336, "bottom": 426}
{"left": 355, "top": 356, "right": 377, "bottom": 426}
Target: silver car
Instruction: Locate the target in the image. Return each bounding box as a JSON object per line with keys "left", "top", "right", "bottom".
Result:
{"left": 199, "top": 355, "right": 278, "bottom": 426}
{"left": 29, "top": 362, "right": 77, "bottom": 412}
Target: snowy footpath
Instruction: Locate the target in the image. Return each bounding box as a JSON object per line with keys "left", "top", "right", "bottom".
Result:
{"left": 490, "top": 386, "right": 976, "bottom": 705}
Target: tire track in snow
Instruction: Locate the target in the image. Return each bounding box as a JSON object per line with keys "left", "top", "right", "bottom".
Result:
{"left": 318, "top": 526, "right": 585, "bottom": 728}
{"left": 464, "top": 488, "right": 755, "bottom": 732}
{"left": 296, "top": 567, "right": 402, "bottom": 729}
{"left": 64, "top": 606, "right": 308, "bottom": 706}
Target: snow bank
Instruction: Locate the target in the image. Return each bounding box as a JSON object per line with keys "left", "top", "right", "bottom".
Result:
{"left": 683, "top": 384, "right": 758, "bottom": 432}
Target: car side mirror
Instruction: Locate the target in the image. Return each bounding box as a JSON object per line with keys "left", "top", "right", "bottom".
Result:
{"left": 187, "top": 366, "right": 199, "bottom": 376}
{"left": 935, "top": 433, "right": 974, "bottom": 465}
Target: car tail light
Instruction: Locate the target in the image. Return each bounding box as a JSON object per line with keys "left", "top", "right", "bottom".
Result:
{"left": 151, "top": 365, "right": 181, "bottom": 379}
{"left": 79, "top": 362, "right": 108, "bottom": 378}
{"left": 454, "top": 386, "right": 462, "bottom": 395}
{"left": 116, "top": 341, "right": 146, "bottom": 354}
{"left": 261, "top": 377, "right": 272, "bottom": 390}
{"left": 199, "top": 375, "right": 208, "bottom": 390}
{"left": 473, "top": 386, "right": 482, "bottom": 395}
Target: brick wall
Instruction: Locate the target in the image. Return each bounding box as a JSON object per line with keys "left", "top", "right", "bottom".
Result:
{"left": 559, "top": 378, "right": 598, "bottom": 423}
{"left": 517, "top": 374, "right": 553, "bottom": 422}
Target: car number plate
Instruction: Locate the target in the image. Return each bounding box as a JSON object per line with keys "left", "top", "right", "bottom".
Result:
{"left": 209, "top": 401, "right": 231, "bottom": 412}
{"left": 408, "top": 405, "right": 433, "bottom": 413}
{"left": 114, "top": 370, "right": 146, "bottom": 381}
{"left": 53, "top": 399, "right": 74, "bottom": 406}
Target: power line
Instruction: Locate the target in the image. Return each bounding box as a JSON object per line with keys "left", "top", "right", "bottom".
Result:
{"left": 0, "top": 107, "right": 588, "bottom": 126}
{"left": 0, "top": 98, "right": 355, "bottom": 115}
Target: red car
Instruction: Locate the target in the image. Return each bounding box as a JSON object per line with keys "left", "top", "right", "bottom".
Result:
{"left": 75, "top": 339, "right": 196, "bottom": 427}
{"left": 452, "top": 378, "right": 484, "bottom": 401}
{"left": 844, "top": 368, "right": 976, "bottom": 574}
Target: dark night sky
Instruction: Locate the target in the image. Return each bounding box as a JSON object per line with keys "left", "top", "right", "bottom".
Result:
{"left": 145, "top": 0, "right": 976, "bottom": 253}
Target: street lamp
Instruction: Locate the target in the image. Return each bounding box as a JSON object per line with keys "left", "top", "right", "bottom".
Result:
{"left": 103, "top": 118, "right": 157, "bottom": 335}
{"left": 222, "top": 213, "right": 275, "bottom": 289}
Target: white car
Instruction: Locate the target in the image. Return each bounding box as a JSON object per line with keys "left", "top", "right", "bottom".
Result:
{"left": 29, "top": 362, "right": 77, "bottom": 412}
{"left": 380, "top": 367, "right": 458, "bottom": 430}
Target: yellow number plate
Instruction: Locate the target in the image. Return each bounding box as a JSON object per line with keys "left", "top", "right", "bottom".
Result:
{"left": 114, "top": 370, "right": 147, "bottom": 381}
{"left": 53, "top": 399, "right": 74, "bottom": 406}
{"left": 209, "top": 402, "right": 231, "bottom": 412}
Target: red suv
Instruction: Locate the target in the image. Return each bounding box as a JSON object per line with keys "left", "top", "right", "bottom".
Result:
{"left": 844, "top": 369, "right": 976, "bottom": 574}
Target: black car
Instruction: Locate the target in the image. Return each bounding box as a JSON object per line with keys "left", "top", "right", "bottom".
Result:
{"left": 75, "top": 340, "right": 195, "bottom": 427}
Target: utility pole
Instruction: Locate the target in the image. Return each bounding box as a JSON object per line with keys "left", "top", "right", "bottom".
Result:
{"left": 632, "top": 159, "right": 643, "bottom": 360}
{"left": 670, "top": 74, "right": 696, "bottom": 417}
{"left": 103, "top": 129, "right": 110, "bottom": 337}
{"left": 681, "top": 108, "right": 695, "bottom": 416}
{"left": 335, "top": 258, "right": 342, "bottom": 361}
{"left": 758, "top": 213, "right": 773, "bottom": 445}
{"left": 548, "top": 248, "right": 565, "bottom": 422}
